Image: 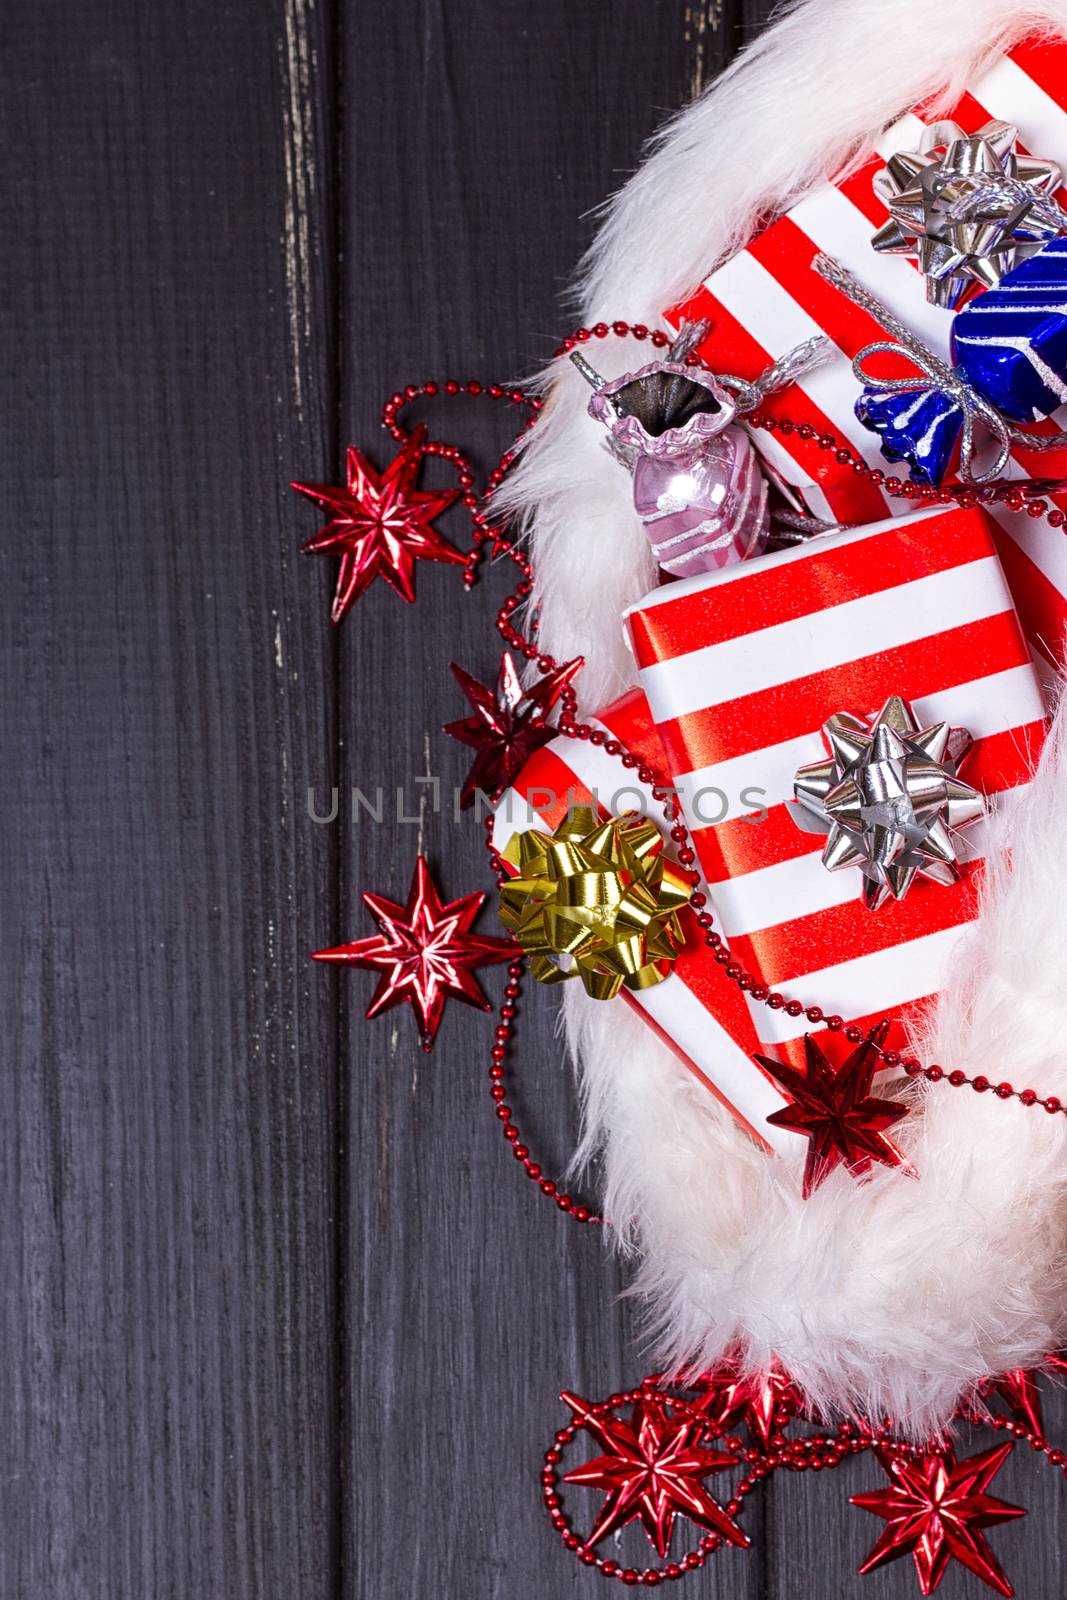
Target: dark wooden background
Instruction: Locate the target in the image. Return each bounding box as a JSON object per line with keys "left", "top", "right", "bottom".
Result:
{"left": 5, "top": 1, "right": 1066, "bottom": 1595}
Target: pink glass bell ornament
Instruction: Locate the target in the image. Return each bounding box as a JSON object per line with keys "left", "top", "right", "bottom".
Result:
{"left": 572, "top": 348, "right": 770, "bottom": 577}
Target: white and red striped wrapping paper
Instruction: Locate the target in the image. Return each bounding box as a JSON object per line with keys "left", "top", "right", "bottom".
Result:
{"left": 490, "top": 688, "right": 803, "bottom": 1153}
{"left": 624, "top": 505, "right": 1048, "bottom": 1071}
{"left": 669, "top": 33, "right": 1067, "bottom": 670}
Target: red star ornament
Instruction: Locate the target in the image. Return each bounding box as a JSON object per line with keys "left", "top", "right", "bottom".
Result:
{"left": 755, "top": 1020, "right": 917, "bottom": 1197}
{"left": 444, "top": 651, "right": 583, "bottom": 808}
{"left": 562, "top": 1392, "right": 749, "bottom": 1559}
{"left": 852, "top": 1444, "right": 1025, "bottom": 1596}
{"left": 311, "top": 855, "right": 515, "bottom": 1050}
{"left": 293, "top": 424, "right": 463, "bottom": 621}
{"left": 979, "top": 1354, "right": 1067, "bottom": 1437}
{"left": 692, "top": 1359, "right": 800, "bottom": 1449}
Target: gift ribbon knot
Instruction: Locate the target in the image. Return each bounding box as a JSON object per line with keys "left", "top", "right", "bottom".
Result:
{"left": 814, "top": 252, "right": 1067, "bottom": 482}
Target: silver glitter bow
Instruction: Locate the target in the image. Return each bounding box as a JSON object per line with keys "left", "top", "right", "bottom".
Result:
{"left": 872, "top": 118, "right": 1066, "bottom": 309}
{"left": 812, "top": 253, "right": 1067, "bottom": 482}
{"left": 791, "top": 695, "right": 986, "bottom": 911}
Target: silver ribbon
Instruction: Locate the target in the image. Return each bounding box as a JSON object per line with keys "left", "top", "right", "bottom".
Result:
{"left": 813, "top": 253, "right": 1067, "bottom": 482}
{"left": 716, "top": 332, "right": 832, "bottom": 414}
{"left": 570, "top": 325, "right": 832, "bottom": 417}
{"left": 664, "top": 320, "right": 833, "bottom": 410}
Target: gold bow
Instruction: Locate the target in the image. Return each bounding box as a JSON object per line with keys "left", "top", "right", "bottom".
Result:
{"left": 498, "top": 807, "right": 690, "bottom": 1000}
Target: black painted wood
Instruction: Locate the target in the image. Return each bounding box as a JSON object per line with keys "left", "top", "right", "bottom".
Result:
{"left": 334, "top": 8, "right": 759, "bottom": 1597}
{"left": 6, "top": 0, "right": 1064, "bottom": 1596}
{"left": 2, "top": 0, "right": 339, "bottom": 1594}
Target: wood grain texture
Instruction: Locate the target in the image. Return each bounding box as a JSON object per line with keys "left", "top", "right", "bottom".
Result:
{"left": 1, "top": 0, "right": 340, "bottom": 1594}
{"left": 335, "top": 6, "right": 762, "bottom": 1596}
{"left": 6, "top": 0, "right": 1066, "bottom": 1596}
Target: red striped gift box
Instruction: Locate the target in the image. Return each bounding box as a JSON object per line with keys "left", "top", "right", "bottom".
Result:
{"left": 668, "top": 34, "right": 1067, "bottom": 668}
{"left": 624, "top": 505, "right": 1048, "bottom": 1069}
{"left": 490, "top": 687, "right": 803, "bottom": 1153}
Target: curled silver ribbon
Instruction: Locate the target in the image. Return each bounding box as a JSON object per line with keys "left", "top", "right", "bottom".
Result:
{"left": 659, "top": 319, "right": 834, "bottom": 410}
{"left": 813, "top": 253, "right": 1067, "bottom": 483}
{"left": 716, "top": 332, "right": 833, "bottom": 415}
{"left": 571, "top": 321, "right": 832, "bottom": 415}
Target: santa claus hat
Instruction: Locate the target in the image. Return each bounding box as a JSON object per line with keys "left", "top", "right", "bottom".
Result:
{"left": 497, "top": 0, "right": 1067, "bottom": 1435}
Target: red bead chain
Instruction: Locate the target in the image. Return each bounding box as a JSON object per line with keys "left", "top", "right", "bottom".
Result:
{"left": 746, "top": 406, "right": 1067, "bottom": 525}
{"left": 483, "top": 917, "right": 601, "bottom": 1225}
{"left": 380, "top": 379, "right": 543, "bottom": 593}
{"left": 966, "top": 1408, "right": 1067, "bottom": 1475}
{"left": 542, "top": 1388, "right": 750, "bottom": 1585}
{"left": 541, "top": 1387, "right": 919, "bottom": 1583}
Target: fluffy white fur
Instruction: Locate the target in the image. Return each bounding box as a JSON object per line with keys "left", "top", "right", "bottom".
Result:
{"left": 500, "top": 0, "right": 1067, "bottom": 1433}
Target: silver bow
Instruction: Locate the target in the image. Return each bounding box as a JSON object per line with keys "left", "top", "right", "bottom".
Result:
{"left": 872, "top": 118, "right": 1066, "bottom": 309}
{"left": 791, "top": 696, "right": 986, "bottom": 911}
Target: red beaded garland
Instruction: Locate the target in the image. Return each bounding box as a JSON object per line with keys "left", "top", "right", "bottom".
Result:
{"left": 540, "top": 1389, "right": 753, "bottom": 1583}
{"left": 540, "top": 1371, "right": 1067, "bottom": 1581}
{"left": 476, "top": 880, "right": 602, "bottom": 1222}
{"left": 538, "top": 1383, "right": 961, "bottom": 1582}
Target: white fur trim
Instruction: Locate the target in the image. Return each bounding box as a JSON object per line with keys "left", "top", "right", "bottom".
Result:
{"left": 502, "top": 0, "right": 1067, "bottom": 1433}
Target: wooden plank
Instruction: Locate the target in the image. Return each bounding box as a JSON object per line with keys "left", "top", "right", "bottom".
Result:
{"left": 0, "top": 0, "right": 340, "bottom": 1594}
{"left": 330, "top": 6, "right": 1067, "bottom": 1594}
{"left": 333, "top": 2, "right": 766, "bottom": 1594}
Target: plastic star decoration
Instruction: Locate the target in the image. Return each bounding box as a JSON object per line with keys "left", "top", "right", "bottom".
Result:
{"left": 978, "top": 1355, "right": 1067, "bottom": 1438}
{"left": 979, "top": 1371, "right": 1046, "bottom": 1440}
{"left": 851, "top": 1444, "right": 1025, "bottom": 1596}
{"left": 756, "top": 1021, "right": 917, "bottom": 1198}
{"left": 872, "top": 117, "right": 1065, "bottom": 309}
{"left": 561, "top": 1392, "right": 749, "bottom": 1559}
{"left": 691, "top": 1358, "right": 800, "bottom": 1449}
{"left": 444, "top": 650, "right": 583, "bottom": 809}
{"left": 311, "top": 855, "right": 515, "bottom": 1050}
{"left": 792, "top": 695, "right": 985, "bottom": 912}
{"left": 292, "top": 424, "right": 463, "bottom": 622}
